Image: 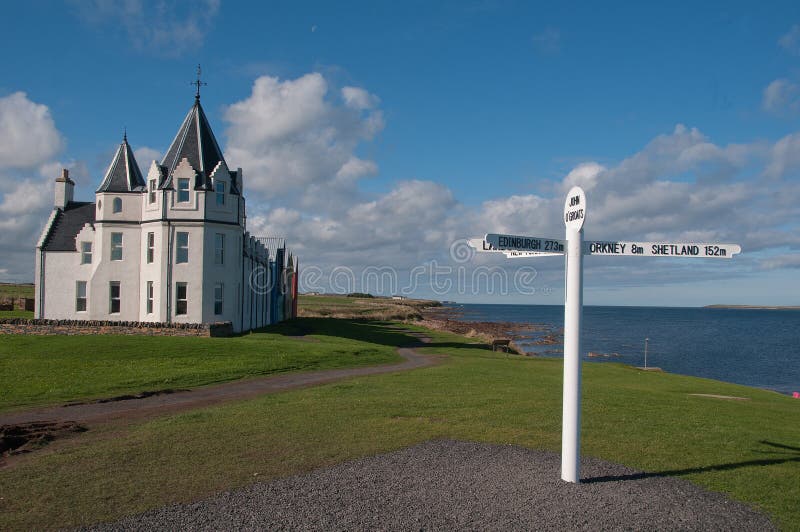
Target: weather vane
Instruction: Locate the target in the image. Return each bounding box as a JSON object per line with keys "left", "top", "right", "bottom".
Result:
{"left": 192, "top": 64, "right": 207, "bottom": 100}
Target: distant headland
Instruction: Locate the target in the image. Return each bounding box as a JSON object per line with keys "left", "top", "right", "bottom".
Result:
{"left": 705, "top": 304, "right": 800, "bottom": 310}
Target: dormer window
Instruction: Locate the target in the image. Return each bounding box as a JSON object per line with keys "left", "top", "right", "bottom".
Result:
{"left": 112, "top": 197, "right": 122, "bottom": 213}
{"left": 149, "top": 179, "right": 156, "bottom": 203}
{"left": 215, "top": 181, "right": 225, "bottom": 205}
{"left": 177, "top": 178, "right": 190, "bottom": 203}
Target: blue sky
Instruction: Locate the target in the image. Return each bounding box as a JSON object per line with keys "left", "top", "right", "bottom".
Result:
{"left": 1, "top": 1, "right": 799, "bottom": 306}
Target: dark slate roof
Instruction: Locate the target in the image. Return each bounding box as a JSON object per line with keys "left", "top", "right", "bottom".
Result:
{"left": 161, "top": 99, "right": 236, "bottom": 192}
{"left": 96, "top": 136, "right": 146, "bottom": 193}
{"left": 42, "top": 202, "right": 96, "bottom": 252}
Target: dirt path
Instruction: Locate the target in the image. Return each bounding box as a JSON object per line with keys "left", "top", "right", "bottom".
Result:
{"left": 0, "top": 331, "right": 438, "bottom": 428}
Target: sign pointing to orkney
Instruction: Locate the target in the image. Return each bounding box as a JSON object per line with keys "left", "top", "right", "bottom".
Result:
{"left": 464, "top": 185, "right": 741, "bottom": 485}
{"left": 585, "top": 241, "right": 741, "bottom": 258}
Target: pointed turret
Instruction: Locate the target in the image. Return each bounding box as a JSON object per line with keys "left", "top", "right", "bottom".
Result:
{"left": 160, "top": 98, "right": 235, "bottom": 192}
{"left": 96, "top": 134, "right": 146, "bottom": 193}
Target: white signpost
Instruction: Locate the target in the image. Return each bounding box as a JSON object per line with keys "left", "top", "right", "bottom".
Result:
{"left": 467, "top": 185, "right": 740, "bottom": 484}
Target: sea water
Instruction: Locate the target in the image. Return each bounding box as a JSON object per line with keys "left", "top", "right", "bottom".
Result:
{"left": 452, "top": 304, "right": 800, "bottom": 395}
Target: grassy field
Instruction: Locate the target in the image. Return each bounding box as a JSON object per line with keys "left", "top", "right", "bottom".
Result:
{"left": 298, "top": 293, "right": 438, "bottom": 320}
{"left": 0, "top": 283, "right": 34, "bottom": 299}
{"left": 0, "top": 319, "right": 405, "bottom": 412}
{"left": 0, "top": 310, "right": 34, "bottom": 319}
{"left": 0, "top": 324, "right": 798, "bottom": 530}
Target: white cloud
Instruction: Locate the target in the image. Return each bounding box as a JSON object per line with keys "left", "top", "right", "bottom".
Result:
{"left": 0, "top": 178, "right": 54, "bottom": 280}
{"left": 764, "top": 132, "right": 800, "bottom": 179}
{"left": 342, "top": 86, "right": 380, "bottom": 110}
{"left": 133, "top": 146, "right": 163, "bottom": 173}
{"left": 224, "top": 73, "right": 384, "bottom": 200}
{"left": 0, "top": 92, "right": 63, "bottom": 171}
{"left": 70, "top": 0, "right": 220, "bottom": 57}
{"left": 760, "top": 254, "right": 800, "bottom": 270}
{"left": 562, "top": 162, "right": 605, "bottom": 192}
{"left": 0, "top": 179, "right": 51, "bottom": 217}
{"left": 249, "top": 179, "right": 460, "bottom": 270}
{"left": 0, "top": 93, "right": 82, "bottom": 281}
{"left": 762, "top": 79, "right": 800, "bottom": 114}
{"left": 779, "top": 24, "right": 800, "bottom": 56}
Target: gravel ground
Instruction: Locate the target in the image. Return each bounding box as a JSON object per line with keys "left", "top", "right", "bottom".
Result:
{"left": 86, "top": 440, "right": 775, "bottom": 531}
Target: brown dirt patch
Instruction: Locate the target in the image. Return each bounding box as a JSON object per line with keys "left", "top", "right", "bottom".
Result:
{"left": 1, "top": 421, "right": 86, "bottom": 464}
{"left": 64, "top": 389, "right": 189, "bottom": 406}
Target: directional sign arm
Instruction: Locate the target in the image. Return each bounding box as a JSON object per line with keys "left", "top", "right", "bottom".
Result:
{"left": 584, "top": 241, "right": 742, "bottom": 258}
{"left": 467, "top": 237, "right": 563, "bottom": 257}
{"left": 484, "top": 233, "right": 566, "bottom": 253}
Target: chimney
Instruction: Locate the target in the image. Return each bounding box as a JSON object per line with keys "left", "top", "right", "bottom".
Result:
{"left": 54, "top": 168, "right": 74, "bottom": 209}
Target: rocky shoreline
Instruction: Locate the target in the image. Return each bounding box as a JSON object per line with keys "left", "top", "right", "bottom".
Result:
{"left": 419, "top": 306, "right": 562, "bottom": 356}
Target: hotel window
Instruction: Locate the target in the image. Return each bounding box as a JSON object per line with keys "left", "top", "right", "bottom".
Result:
{"left": 175, "top": 282, "right": 188, "bottom": 315}
{"left": 215, "top": 181, "right": 225, "bottom": 205}
{"left": 214, "top": 283, "right": 224, "bottom": 315}
{"left": 146, "top": 281, "right": 154, "bottom": 314}
{"left": 110, "top": 232, "right": 123, "bottom": 261}
{"left": 176, "top": 232, "right": 189, "bottom": 263}
{"left": 177, "top": 178, "right": 190, "bottom": 203}
{"left": 215, "top": 233, "right": 224, "bottom": 265}
{"left": 75, "top": 281, "right": 87, "bottom": 312}
{"left": 112, "top": 197, "right": 122, "bottom": 213}
{"left": 80, "top": 241, "right": 92, "bottom": 264}
{"left": 109, "top": 281, "right": 121, "bottom": 314}
{"left": 149, "top": 179, "right": 156, "bottom": 204}
{"left": 146, "top": 232, "right": 155, "bottom": 263}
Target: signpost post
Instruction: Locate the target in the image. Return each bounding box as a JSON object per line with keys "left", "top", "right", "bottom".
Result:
{"left": 466, "top": 185, "right": 740, "bottom": 484}
{"left": 561, "top": 186, "right": 586, "bottom": 483}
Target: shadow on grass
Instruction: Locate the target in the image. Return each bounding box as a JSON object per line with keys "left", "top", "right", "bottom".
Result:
{"left": 583, "top": 441, "right": 800, "bottom": 483}
{"left": 256, "top": 318, "right": 422, "bottom": 348}
{"left": 259, "top": 318, "right": 496, "bottom": 353}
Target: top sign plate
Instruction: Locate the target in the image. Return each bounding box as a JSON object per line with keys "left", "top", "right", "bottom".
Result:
{"left": 484, "top": 233, "right": 565, "bottom": 253}
{"left": 564, "top": 186, "right": 586, "bottom": 231}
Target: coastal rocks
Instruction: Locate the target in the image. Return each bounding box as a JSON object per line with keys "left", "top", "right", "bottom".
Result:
{"left": 530, "top": 332, "right": 562, "bottom": 345}
{"left": 416, "top": 316, "right": 552, "bottom": 356}
{"left": 588, "top": 352, "right": 621, "bottom": 359}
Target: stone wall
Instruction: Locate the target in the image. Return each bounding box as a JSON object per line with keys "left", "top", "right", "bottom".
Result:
{"left": 0, "top": 319, "right": 234, "bottom": 337}
{"left": 0, "top": 297, "right": 35, "bottom": 311}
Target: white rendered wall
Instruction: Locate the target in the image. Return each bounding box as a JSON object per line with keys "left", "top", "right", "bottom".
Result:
{"left": 169, "top": 223, "right": 206, "bottom": 324}
{"left": 88, "top": 221, "right": 142, "bottom": 320}
{"left": 40, "top": 252, "right": 86, "bottom": 319}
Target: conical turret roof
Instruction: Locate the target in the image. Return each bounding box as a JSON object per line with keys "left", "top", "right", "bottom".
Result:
{"left": 96, "top": 134, "right": 146, "bottom": 193}
{"left": 160, "top": 98, "right": 229, "bottom": 191}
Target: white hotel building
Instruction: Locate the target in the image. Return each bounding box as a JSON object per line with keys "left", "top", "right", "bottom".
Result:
{"left": 35, "top": 94, "right": 295, "bottom": 332}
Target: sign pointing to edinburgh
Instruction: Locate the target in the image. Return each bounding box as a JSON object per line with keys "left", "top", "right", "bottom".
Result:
{"left": 468, "top": 238, "right": 562, "bottom": 258}
{"left": 484, "top": 234, "right": 565, "bottom": 253}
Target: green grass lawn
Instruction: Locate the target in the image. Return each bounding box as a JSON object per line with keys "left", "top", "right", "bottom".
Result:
{"left": 1, "top": 325, "right": 798, "bottom": 530}
{"left": 0, "top": 319, "right": 405, "bottom": 412}
{"left": 0, "top": 310, "right": 34, "bottom": 319}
